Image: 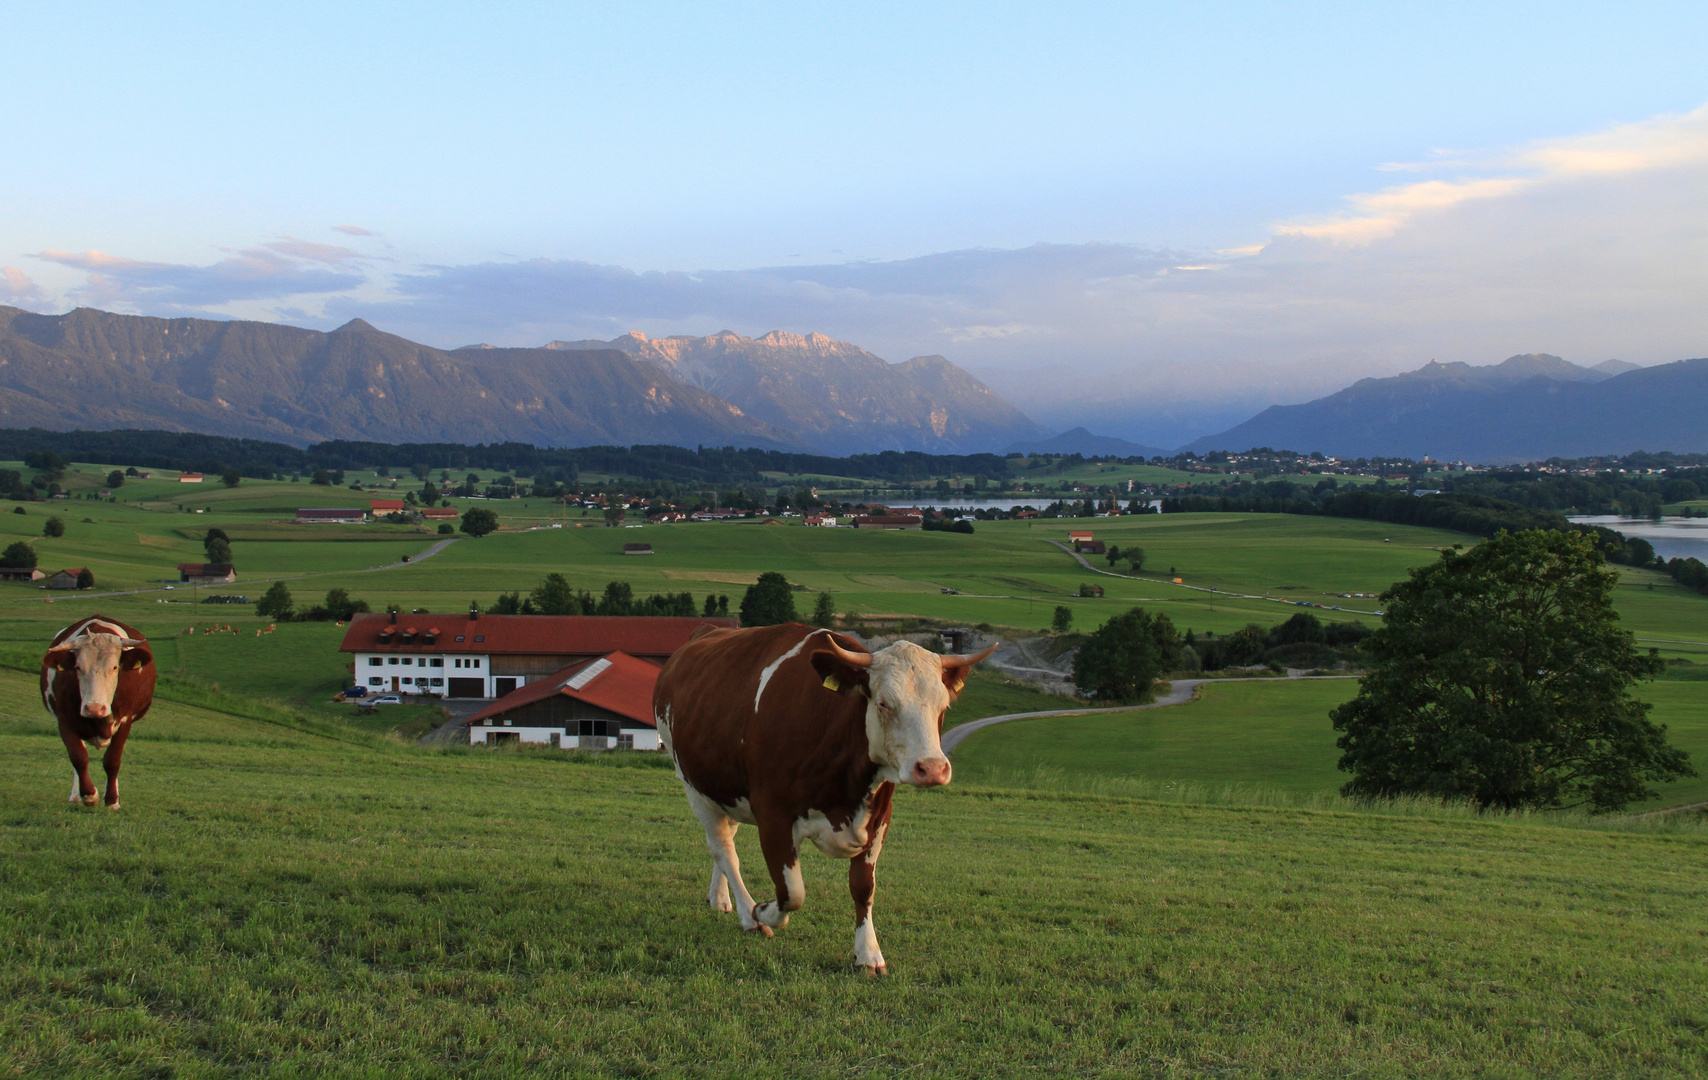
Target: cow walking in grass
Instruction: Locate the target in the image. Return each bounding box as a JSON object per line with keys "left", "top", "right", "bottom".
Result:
{"left": 655, "top": 623, "right": 992, "bottom": 974}
{"left": 41, "top": 615, "right": 156, "bottom": 808}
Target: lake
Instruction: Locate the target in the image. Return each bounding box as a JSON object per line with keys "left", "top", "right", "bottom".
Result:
{"left": 1569, "top": 516, "right": 1708, "bottom": 562}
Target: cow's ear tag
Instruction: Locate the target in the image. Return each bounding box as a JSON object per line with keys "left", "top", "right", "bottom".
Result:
{"left": 822, "top": 674, "right": 840, "bottom": 692}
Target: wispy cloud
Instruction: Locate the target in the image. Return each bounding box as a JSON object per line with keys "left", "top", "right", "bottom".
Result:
{"left": 333, "top": 224, "right": 377, "bottom": 236}
{"left": 1, "top": 267, "right": 48, "bottom": 308}
{"left": 33, "top": 244, "right": 370, "bottom": 310}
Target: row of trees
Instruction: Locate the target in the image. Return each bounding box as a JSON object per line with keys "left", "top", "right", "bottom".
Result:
{"left": 255, "top": 584, "right": 370, "bottom": 622}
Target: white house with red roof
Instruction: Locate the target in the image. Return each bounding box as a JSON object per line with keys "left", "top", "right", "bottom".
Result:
{"left": 337, "top": 610, "right": 734, "bottom": 698}
{"left": 465, "top": 651, "right": 664, "bottom": 750}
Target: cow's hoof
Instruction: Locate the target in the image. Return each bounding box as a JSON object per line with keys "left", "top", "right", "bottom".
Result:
{"left": 745, "top": 923, "right": 774, "bottom": 938}
{"left": 105, "top": 801, "right": 121, "bottom": 810}
{"left": 857, "top": 963, "right": 888, "bottom": 977}
{"left": 80, "top": 795, "right": 99, "bottom": 807}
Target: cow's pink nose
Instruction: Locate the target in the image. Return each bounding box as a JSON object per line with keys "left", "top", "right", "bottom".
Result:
{"left": 910, "top": 757, "right": 951, "bottom": 787}
{"left": 82, "top": 702, "right": 110, "bottom": 719}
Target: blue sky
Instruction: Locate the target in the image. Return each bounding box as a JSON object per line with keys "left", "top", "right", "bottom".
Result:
{"left": 5, "top": 2, "right": 1706, "bottom": 444}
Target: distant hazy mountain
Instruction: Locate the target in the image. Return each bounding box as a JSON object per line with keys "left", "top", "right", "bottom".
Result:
{"left": 1004, "top": 426, "right": 1170, "bottom": 458}
{"left": 0, "top": 307, "right": 807, "bottom": 450}
{"left": 1187, "top": 354, "right": 1708, "bottom": 461}
{"left": 546, "top": 330, "right": 1043, "bottom": 455}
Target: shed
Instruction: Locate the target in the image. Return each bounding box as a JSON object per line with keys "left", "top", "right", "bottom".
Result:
{"left": 0, "top": 567, "right": 45, "bottom": 582}
{"left": 178, "top": 473, "right": 204, "bottom": 483}
{"left": 49, "top": 568, "right": 86, "bottom": 589}
{"left": 421, "top": 507, "right": 458, "bottom": 520}
{"left": 466, "top": 652, "right": 664, "bottom": 750}
{"left": 178, "top": 562, "right": 237, "bottom": 584}
{"left": 297, "top": 508, "right": 366, "bottom": 523}
{"left": 1075, "top": 540, "right": 1107, "bottom": 555}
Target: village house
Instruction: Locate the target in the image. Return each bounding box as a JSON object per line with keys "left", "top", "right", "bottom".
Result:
{"left": 647, "top": 511, "right": 688, "bottom": 524}
{"left": 338, "top": 610, "right": 734, "bottom": 698}
{"left": 296, "top": 507, "right": 366, "bottom": 523}
{"left": 802, "top": 514, "right": 839, "bottom": 527}
{"left": 1068, "top": 530, "right": 1095, "bottom": 544}
{"left": 370, "top": 498, "right": 407, "bottom": 514}
{"left": 466, "top": 651, "right": 664, "bottom": 750}
{"left": 178, "top": 562, "right": 237, "bottom": 584}
{"left": 178, "top": 473, "right": 204, "bottom": 483}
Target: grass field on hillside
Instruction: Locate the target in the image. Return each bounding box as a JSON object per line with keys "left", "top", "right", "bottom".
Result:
{"left": 955, "top": 676, "right": 1708, "bottom": 811}
{"left": 3, "top": 667, "right": 1705, "bottom": 1078}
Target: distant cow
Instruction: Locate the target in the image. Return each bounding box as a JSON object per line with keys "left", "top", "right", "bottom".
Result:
{"left": 41, "top": 616, "right": 156, "bottom": 807}
{"left": 656, "top": 624, "right": 992, "bottom": 974}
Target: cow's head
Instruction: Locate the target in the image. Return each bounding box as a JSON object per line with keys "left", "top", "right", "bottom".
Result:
{"left": 812, "top": 637, "right": 995, "bottom": 788}
{"left": 46, "top": 632, "right": 151, "bottom": 737}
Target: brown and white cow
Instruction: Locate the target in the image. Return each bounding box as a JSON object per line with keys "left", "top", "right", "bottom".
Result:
{"left": 655, "top": 623, "right": 992, "bottom": 974}
{"left": 41, "top": 615, "right": 156, "bottom": 808}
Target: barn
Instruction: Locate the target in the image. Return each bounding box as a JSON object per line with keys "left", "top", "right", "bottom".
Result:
{"left": 338, "top": 610, "right": 735, "bottom": 698}
{"left": 49, "top": 568, "right": 86, "bottom": 590}
{"left": 465, "top": 651, "right": 663, "bottom": 750}
{"left": 178, "top": 562, "right": 237, "bottom": 584}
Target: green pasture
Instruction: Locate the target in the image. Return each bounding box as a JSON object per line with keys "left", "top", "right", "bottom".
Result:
{"left": 3, "top": 666, "right": 1705, "bottom": 1077}
{"left": 953, "top": 676, "right": 1708, "bottom": 811}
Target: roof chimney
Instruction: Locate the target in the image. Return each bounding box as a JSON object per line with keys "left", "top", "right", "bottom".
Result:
{"left": 390, "top": 610, "right": 397, "bottom": 625}
{"left": 469, "top": 601, "right": 479, "bottom": 621}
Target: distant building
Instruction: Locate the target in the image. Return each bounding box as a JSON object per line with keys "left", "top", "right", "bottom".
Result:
{"left": 0, "top": 567, "right": 45, "bottom": 582}
{"left": 647, "top": 511, "right": 688, "bottom": 524}
{"left": 370, "top": 499, "right": 407, "bottom": 514}
{"left": 802, "top": 514, "right": 839, "bottom": 527}
{"left": 466, "top": 651, "right": 664, "bottom": 751}
{"left": 178, "top": 473, "right": 203, "bottom": 483}
{"left": 338, "top": 611, "right": 735, "bottom": 699}
{"left": 296, "top": 508, "right": 366, "bottom": 523}
{"left": 421, "top": 507, "right": 458, "bottom": 520}
{"left": 623, "top": 542, "right": 654, "bottom": 555}
{"left": 692, "top": 508, "right": 741, "bottom": 520}
{"left": 178, "top": 562, "right": 236, "bottom": 584}
{"left": 49, "top": 568, "right": 86, "bottom": 589}
{"left": 852, "top": 515, "right": 923, "bottom": 530}
{"left": 1075, "top": 540, "right": 1107, "bottom": 555}
{"left": 1068, "top": 530, "right": 1095, "bottom": 543}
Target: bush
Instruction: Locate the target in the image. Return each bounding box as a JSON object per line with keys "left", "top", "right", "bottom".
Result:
{"left": 75, "top": 568, "right": 94, "bottom": 590}
{"left": 42, "top": 517, "right": 64, "bottom": 538}
{"left": 1, "top": 540, "right": 38, "bottom": 569}
{"left": 437, "top": 523, "right": 454, "bottom": 535}
{"left": 106, "top": 470, "right": 124, "bottom": 488}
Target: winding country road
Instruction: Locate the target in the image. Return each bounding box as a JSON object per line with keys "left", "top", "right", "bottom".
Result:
{"left": 942, "top": 674, "right": 1357, "bottom": 754}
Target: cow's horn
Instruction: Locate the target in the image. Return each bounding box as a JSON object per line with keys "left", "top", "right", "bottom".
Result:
{"left": 120, "top": 638, "right": 147, "bottom": 648}
{"left": 940, "top": 644, "right": 997, "bottom": 670}
{"left": 822, "top": 637, "right": 873, "bottom": 668}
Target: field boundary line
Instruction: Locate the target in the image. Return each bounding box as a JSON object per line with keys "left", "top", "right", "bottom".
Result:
{"left": 943, "top": 674, "right": 1357, "bottom": 754}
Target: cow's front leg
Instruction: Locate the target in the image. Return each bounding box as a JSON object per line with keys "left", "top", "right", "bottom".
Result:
{"left": 58, "top": 724, "right": 97, "bottom": 806}
{"left": 100, "top": 725, "right": 131, "bottom": 808}
{"left": 753, "top": 811, "right": 804, "bottom": 933}
{"left": 850, "top": 785, "right": 894, "bottom": 975}
{"left": 683, "top": 786, "right": 762, "bottom": 931}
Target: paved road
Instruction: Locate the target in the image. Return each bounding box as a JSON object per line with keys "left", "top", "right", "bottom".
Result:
{"left": 942, "top": 674, "right": 1358, "bottom": 754}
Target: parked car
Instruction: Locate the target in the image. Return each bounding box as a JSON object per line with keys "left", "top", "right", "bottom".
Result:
{"left": 342, "top": 685, "right": 368, "bottom": 698}
{"left": 364, "top": 694, "right": 403, "bottom": 706}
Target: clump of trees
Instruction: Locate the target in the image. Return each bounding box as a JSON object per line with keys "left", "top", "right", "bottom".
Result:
{"left": 1332, "top": 529, "right": 1693, "bottom": 812}
{"left": 1187, "top": 614, "right": 1368, "bottom": 672}
{"left": 922, "top": 517, "right": 974, "bottom": 534}
{"left": 204, "top": 528, "right": 233, "bottom": 565}
{"left": 1, "top": 540, "right": 37, "bottom": 569}
{"left": 1073, "top": 606, "right": 1180, "bottom": 704}
{"left": 740, "top": 572, "right": 798, "bottom": 626}
{"left": 255, "top": 584, "right": 371, "bottom": 622}
{"left": 42, "top": 517, "right": 65, "bottom": 538}
{"left": 493, "top": 575, "right": 698, "bottom": 616}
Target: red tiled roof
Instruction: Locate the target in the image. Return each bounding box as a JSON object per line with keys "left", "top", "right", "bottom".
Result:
{"left": 297, "top": 507, "right": 365, "bottom": 519}
{"left": 338, "top": 613, "right": 735, "bottom": 657}
{"left": 422, "top": 507, "right": 458, "bottom": 519}
{"left": 467, "top": 652, "right": 662, "bottom": 727}
{"left": 370, "top": 499, "right": 406, "bottom": 512}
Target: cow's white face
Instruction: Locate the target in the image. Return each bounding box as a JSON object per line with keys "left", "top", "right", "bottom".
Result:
{"left": 48, "top": 633, "right": 148, "bottom": 739}
{"left": 863, "top": 642, "right": 956, "bottom": 788}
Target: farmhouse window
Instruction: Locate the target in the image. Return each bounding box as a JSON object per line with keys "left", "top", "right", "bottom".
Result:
{"left": 388, "top": 657, "right": 399, "bottom": 665}
{"left": 430, "top": 658, "right": 443, "bottom": 667}
{"left": 402, "top": 677, "right": 413, "bottom": 685}
{"left": 473, "top": 659, "right": 481, "bottom": 668}
{"left": 474, "top": 636, "right": 485, "bottom": 643}
{"left": 368, "top": 657, "right": 382, "bottom": 667}
{"left": 455, "top": 636, "right": 464, "bottom": 642}
{"left": 430, "top": 677, "right": 443, "bottom": 686}
{"left": 618, "top": 734, "right": 634, "bottom": 751}
{"left": 368, "top": 677, "right": 383, "bottom": 686}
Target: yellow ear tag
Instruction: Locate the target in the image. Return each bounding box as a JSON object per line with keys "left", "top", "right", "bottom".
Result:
{"left": 822, "top": 674, "right": 840, "bottom": 691}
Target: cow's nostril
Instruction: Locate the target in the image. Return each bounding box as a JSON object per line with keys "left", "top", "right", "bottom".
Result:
{"left": 911, "top": 758, "right": 951, "bottom": 786}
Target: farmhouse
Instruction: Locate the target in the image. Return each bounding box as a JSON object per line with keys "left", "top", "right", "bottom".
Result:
{"left": 370, "top": 499, "right": 407, "bottom": 514}
{"left": 1068, "top": 530, "right": 1094, "bottom": 543}
{"left": 466, "top": 651, "right": 664, "bottom": 750}
{"left": 338, "top": 611, "right": 734, "bottom": 698}
{"left": 49, "top": 568, "right": 86, "bottom": 589}
{"left": 297, "top": 508, "right": 366, "bottom": 523}
{"left": 852, "top": 515, "right": 923, "bottom": 530}
{"left": 178, "top": 473, "right": 204, "bottom": 483}
{"left": 623, "top": 542, "right": 654, "bottom": 555}
{"left": 802, "top": 514, "right": 838, "bottom": 526}
{"left": 0, "top": 567, "right": 45, "bottom": 582}
{"left": 1075, "top": 539, "right": 1107, "bottom": 555}
{"left": 177, "top": 562, "right": 236, "bottom": 584}
{"left": 421, "top": 507, "right": 458, "bottom": 521}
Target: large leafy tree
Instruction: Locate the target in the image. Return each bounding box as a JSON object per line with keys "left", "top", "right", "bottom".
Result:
{"left": 256, "top": 581, "right": 294, "bottom": 620}
{"left": 1332, "top": 529, "right": 1692, "bottom": 811}
{"left": 0, "top": 540, "right": 37, "bottom": 569}
{"left": 740, "top": 571, "right": 798, "bottom": 627}
{"left": 1072, "top": 606, "right": 1180, "bottom": 704}
{"left": 460, "top": 507, "right": 498, "bottom": 537}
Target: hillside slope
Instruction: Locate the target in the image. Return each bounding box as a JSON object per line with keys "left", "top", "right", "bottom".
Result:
{"left": 0, "top": 307, "right": 808, "bottom": 450}
{"left": 547, "top": 329, "right": 1043, "bottom": 455}
{"left": 1188, "top": 354, "right": 1708, "bottom": 460}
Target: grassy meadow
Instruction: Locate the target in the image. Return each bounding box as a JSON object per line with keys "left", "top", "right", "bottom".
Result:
{"left": 3, "top": 665, "right": 1706, "bottom": 1078}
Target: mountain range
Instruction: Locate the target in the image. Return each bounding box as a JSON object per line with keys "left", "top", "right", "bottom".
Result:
{"left": 1187, "top": 354, "right": 1708, "bottom": 461}
{"left": 0, "top": 307, "right": 1041, "bottom": 453}
{"left": 1003, "top": 426, "right": 1170, "bottom": 458}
